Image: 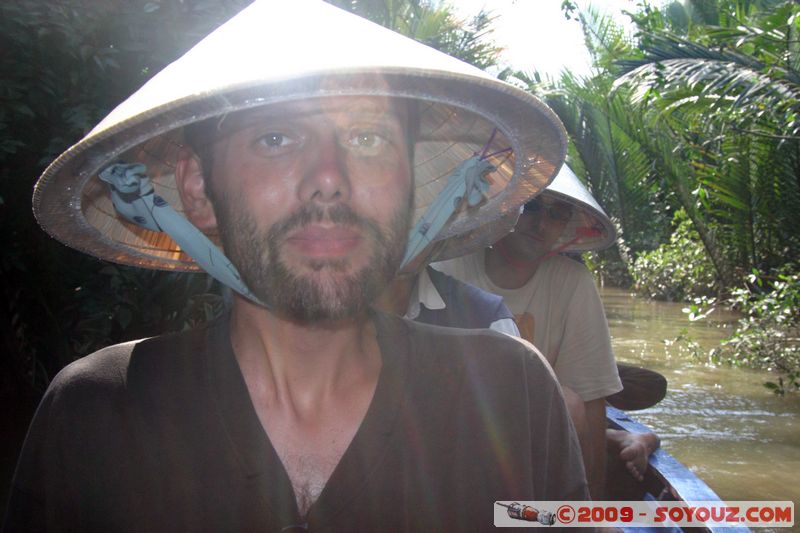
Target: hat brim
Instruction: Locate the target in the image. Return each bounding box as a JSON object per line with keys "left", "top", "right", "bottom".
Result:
{"left": 538, "top": 165, "right": 616, "bottom": 252}
{"left": 34, "top": 70, "right": 566, "bottom": 271}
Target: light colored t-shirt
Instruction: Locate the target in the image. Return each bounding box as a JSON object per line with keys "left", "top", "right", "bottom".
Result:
{"left": 433, "top": 250, "right": 622, "bottom": 402}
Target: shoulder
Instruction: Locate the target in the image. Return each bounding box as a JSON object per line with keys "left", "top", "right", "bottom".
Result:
{"left": 398, "top": 316, "right": 557, "bottom": 389}
{"left": 427, "top": 266, "right": 501, "bottom": 303}
{"left": 126, "top": 319, "right": 223, "bottom": 381}
{"left": 541, "top": 254, "right": 593, "bottom": 280}
{"left": 534, "top": 255, "right": 597, "bottom": 296}
{"left": 425, "top": 266, "right": 510, "bottom": 326}
{"left": 47, "top": 320, "right": 223, "bottom": 407}
{"left": 550, "top": 256, "right": 606, "bottom": 306}
{"left": 47, "top": 340, "right": 139, "bottom": 403}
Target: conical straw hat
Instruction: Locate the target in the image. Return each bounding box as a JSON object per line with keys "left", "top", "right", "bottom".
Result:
{"left": 33, "top": 0, "right": 567, "bottom": 272}
{"left": 427, "top": 210, "right": 520, "bottom": 264}
{"left": 534, "top": 165, "right": 616, "bottom": 252}
{"left": 433, "top": 165, "right": 615, "bottom": 262}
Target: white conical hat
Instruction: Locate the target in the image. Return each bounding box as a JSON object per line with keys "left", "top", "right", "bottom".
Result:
{"left": 534, "top": 165, "right": 616, "bottom": 252}
{"left": 427, "top": 210, "right": 520, "bottom": 263}
{"left": 33, "top": 0, "right": 566, "bottom": 271}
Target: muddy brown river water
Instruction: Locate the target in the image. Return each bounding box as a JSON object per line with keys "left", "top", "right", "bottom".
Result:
{"left": 601, "top": 286, "right": 800, "bottom": 507}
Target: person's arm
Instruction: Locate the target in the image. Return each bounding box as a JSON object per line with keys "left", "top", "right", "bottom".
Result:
{"left": 560, "top": 386, "right": 606, "bottom": 501}
{"left": 519, "top": 342, "right": 591, "bottom": 503}
{"left": 585, "top": 397, "right": 608, "bottom": 500}
{"left": 550, "top": 263, "right": 622, "bottom": 500}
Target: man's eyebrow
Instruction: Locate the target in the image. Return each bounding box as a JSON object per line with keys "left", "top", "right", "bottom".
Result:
{"left": 221, "top": 102, "right": 403, "bottom": 132}
{"left": 222, "top": 107, "right": 318, "bottom": 129}
{"left": 345, "top": 109, "right": 405, "bottom": 124}
{"left": 325, "top": 99, "right": 406, "bottom": 124}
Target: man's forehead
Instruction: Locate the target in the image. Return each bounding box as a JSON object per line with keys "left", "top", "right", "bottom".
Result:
{"left": 537, "top": 196, "right": 572, "bottom": 208}
{"left": 220, "top": 95, "right": 409, "bottom": 131}
{"left": 546, "top": 198, "right": 572, "bottom": 208}
{"left": 524, "top": 196, "right": 573, "bottom": 214}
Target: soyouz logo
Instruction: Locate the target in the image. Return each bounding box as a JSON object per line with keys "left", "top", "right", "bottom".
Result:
{"left": 495, "top": 502, "right": 555, "bottom": 525}
{"left": 493, "top": 501, "right": 795, "bottom": 527}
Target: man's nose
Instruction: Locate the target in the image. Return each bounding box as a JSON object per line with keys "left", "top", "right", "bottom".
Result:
{"left": 298, "top": 136, "right": 351, "bottom": 204}
{"left": 519, "top": 211, "right": 542, "bottom": 232}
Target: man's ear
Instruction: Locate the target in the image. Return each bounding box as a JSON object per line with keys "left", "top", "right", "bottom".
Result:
{"left": 175, "top": 149, "right": 217, "bottom": 230}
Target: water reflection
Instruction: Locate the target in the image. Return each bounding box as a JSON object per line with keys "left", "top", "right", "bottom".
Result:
{"left": 601, "top": 287, "right": 800, "bottom": 504}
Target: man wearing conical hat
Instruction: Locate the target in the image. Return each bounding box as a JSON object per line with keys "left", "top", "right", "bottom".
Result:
{"left": 5, "top": 1, "right": 589, "bottom": 531}
{"left": 435, "top": 165, "right": 645, "bottom": 498}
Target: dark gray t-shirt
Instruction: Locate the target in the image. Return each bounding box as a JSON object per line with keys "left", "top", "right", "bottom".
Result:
{"left": 4, "top": 312, "right": 587, "bottom": 532}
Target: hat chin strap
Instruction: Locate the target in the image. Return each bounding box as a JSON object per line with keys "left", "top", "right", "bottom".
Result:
{"left": 101, "top": 158, "right": 493, "bottom": 307}
{"left": 99, "top": 163, "right": 263, "bottom": 304}
{"left": 400, "top": 155, "right": 495, "bottom": 269}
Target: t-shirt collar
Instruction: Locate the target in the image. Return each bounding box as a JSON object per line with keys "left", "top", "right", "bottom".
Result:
{"left": 405, "top": 267, "right": 446, "bottom": 320}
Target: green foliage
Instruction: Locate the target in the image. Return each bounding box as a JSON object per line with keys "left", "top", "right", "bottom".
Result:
{"left": 70, "top": 266, "right": 226, "bottom": 357}
{"left": 630, "top": 209, "right": 718, "bottom": 301}
{"left": 0, "top": 0, "right": 250, "bottom": 395}
{"left": 540, "top": 1, "right": 800, "bottom": 394}
{"left": 505, "top": 8, "right": 676, "bottom": 286}
{"left": 583, "top": 249, "right": 633, "bottom": 288}
{"left": 325, "top": 0, "right": 502, "bottom": 69}
{"left": 612, "top": 0, "right": 800, "bottom": 284}
{"left": 711, "top": 265, "right": 800, "bottom": 394}
{"left": 548, "top": 0, "right": 800, "bottom": 293}
{"left": 583, "top": 219, "right": 634, "bottom": 287}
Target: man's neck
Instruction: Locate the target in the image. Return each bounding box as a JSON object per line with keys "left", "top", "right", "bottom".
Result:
{"left": 229, "top": 296, "right": 382, "bottom": 416}
{"left": 484, "top": 245, "right": 545, "bottom": 289}
{"left": 228, "top": 295, "right": 383, "bottom": 517}
{"left": 374, "top": 272, "right": 417, "bottom": 317}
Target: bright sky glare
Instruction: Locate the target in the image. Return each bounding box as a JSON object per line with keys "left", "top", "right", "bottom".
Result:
{"left": 450, "top": 0, "right": 638, "bottom": 77}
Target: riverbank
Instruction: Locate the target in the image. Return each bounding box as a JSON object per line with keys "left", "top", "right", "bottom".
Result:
{"left": 601, "top": 286, "right": 800, "bottom": 505}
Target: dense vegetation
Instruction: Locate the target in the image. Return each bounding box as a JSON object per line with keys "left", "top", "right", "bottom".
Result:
{"left": 713, "top": 266, "right": 799, "bottom": 394}
{"left": 1, "top": 0, "right": 251, "bottom": 395}
{"left": 552, "top": 0, "right": 800, "bottom": 393}
{"left": 0, "top": 0, "right": 796, "bottom": 395}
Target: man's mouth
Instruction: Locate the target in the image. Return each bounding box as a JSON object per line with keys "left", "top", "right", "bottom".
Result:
{"left": 519, "top": 231, "right": 544, "bottom": 243}
{"left": 284, "top": 224, "right": 364, "bottom": 258}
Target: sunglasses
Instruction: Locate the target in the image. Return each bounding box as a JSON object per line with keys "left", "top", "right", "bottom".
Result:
{"left": 523, "top": 199, "right": 573, "bottom": 222}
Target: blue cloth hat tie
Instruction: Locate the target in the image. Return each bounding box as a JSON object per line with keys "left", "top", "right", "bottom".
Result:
{"left": 99, "top": 163, "right": 260, "bottom": 303}
{"left": 400, "top": 155, "right": 493, "bottom": 268}
{"left": 400, "top": 129, "right": 512, "bottom": 268}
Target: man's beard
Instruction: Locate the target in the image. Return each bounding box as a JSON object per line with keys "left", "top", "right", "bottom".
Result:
{"left": 215, "top": 200, "right": 411, "bottom": 322}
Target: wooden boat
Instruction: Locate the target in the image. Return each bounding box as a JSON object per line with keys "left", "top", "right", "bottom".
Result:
{"left": 606, "top": 406, "right": 751, "bottom": 533}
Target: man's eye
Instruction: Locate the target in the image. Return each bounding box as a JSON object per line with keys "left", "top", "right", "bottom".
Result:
{"left": 257, "top": 132, "right": 294, "bottom": 148}
{"left": 347, "top": 131, "right": 386, "bottom": 150}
